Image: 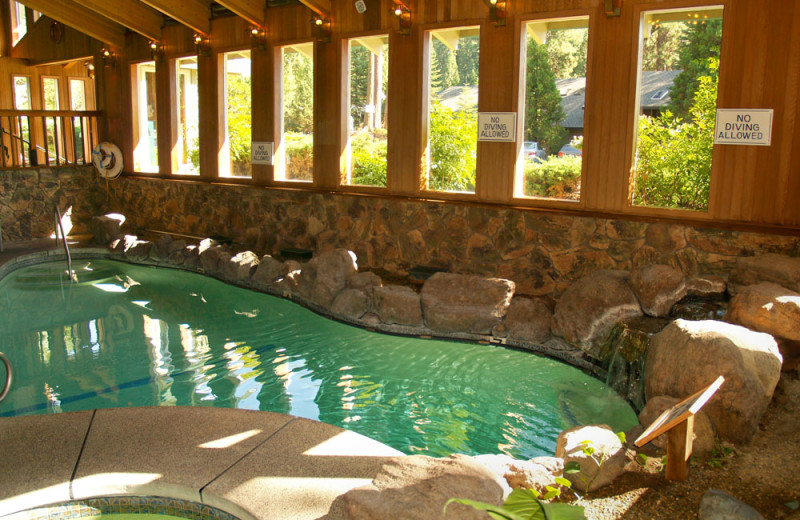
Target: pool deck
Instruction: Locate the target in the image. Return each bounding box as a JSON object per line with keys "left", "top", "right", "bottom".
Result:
{"left": 0, "top": 240, "right": 403, "bottom": 520}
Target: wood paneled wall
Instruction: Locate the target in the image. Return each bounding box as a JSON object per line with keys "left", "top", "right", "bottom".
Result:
{"left": 91, "top": 0, "right": 800, "bottom": 231}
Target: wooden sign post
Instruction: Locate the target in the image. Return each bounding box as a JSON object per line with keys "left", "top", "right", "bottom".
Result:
{"left": 634, "top": 376, "right": 724, "bottom": 481}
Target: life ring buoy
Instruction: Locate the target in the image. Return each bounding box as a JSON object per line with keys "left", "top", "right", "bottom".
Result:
{"left": 92, "top": 142, "right": 124, "bottom": 179}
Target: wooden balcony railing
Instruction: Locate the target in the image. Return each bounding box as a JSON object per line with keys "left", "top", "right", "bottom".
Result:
{"left": 0, "top": 110, "right": 103, "bottom": 169}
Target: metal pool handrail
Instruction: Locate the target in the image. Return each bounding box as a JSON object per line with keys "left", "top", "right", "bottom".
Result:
{"left": 0, "top": 352, "right": 11, "bottom": 403}
{"left": 54, "top": 205, "right": 76, "bottom": 283}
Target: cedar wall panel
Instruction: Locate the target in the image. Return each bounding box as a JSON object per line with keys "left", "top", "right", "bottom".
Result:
{"left": 94, "top": 0, "right": 800, "bottom": 231}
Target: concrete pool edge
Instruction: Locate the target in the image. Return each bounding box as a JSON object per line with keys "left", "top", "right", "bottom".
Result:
{"left": 0, "top": 407, "right": 404, "bottom": 520}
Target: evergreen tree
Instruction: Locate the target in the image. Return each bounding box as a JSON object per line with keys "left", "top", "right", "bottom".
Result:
{"left": 667, "top": 19, "right": 722, "bottom": 119}
{"left": 349, "top": 45, "right": 370, "bottom": 123}
{"left": 455, "top": 36, "right": 480, "bottom": 86}
{"left": 430, "top": 39, "right": 459, "bottom": 92}
{"left": 545, "top": 28, "right": 588, "bottom": 79}
{"left": 641, "top": 23, "right": 683, "bottom": 71}
{"left": 283, "top": 51, "right": 313, "bottom": 133}
{"left": 525, "top": 39, "right": 567, "bottom": 154}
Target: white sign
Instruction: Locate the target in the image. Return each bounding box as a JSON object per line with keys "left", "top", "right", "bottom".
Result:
{"left": 478, "top": 112, "right": 517, "bottom": 142}
{"left": 714, "top": 109, "right": 773, "bottom": 146}
{"left": 251, "top": 141, "right": 274, "bottom": 165}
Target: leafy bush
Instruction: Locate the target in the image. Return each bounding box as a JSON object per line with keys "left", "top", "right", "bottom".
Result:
{"left": 428, "top": 101, "right": 477, "bottom": 192}
{"left": 524, "top": 156, "right": 582, "bottom": 200}
{"left": 632, "top": 59, "right": 718, "bottom": 211}
{"left": 284, "top": 131, "right": 313, "bottom": 181}
{"left": 350, "top": 129, "right": 387, "bottom": 187}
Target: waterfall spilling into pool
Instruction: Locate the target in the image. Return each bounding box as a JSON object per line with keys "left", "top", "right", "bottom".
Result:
{"left": 0, "top": 259, "right": 637, "bottom": 458}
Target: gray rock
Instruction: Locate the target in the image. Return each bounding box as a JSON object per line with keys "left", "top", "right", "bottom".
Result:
{"left": 362, "top": 312, "right": 382, "bottom": 326}
{"left": 168, "top": 239, "right": 187, "bottom": 253}
{"left": 149, "top": 235, "right": 174, "bottom": 262}
{"left": 336, "top": 455, "right": 504, "bottom": 520}
{"left": 638, "top": 395, "right": 715, "bottom": 457}
{"left": 505, "top": 297, "right": 552, "bottom": 344}
{"left": 699, "top": 489, "right": 764, "bottom": 520}
{"left": 726, "top": 282, "right": 800, "bottom": 342}
{"left": 687, "top": 275, "right": 727, "bottom": 298}
{"left": 124, "top": 240, "right": 152, "bottom": 262}
{"left": 373, "top": 285, "right": 423, "bottom": 326}
{"left": 252, "top": 255, "right": 283, "bottom": 286}
{"left": 199, "top": 245, "right": 230, "bottom": 275}
{"left": 555, "top": 424, "right": 626, "bottom": 492}
{"left": 348, "top": 271, "right": 383, "bottom": 292}
{"left": 182, "top": 245, "right": 199, "bottom": 270}
{"left": 112, "top": 234, "right": 138, "bottom": 253}
{"left": 645, "top": 319, "right": 783, "bottom": 443}
{"left": 421, "top": 273, "right": 515, "bottom": 334}
{"left": 91, "top": 214, "right": 124, "bottom": 244}
{"left": 221, "top": 251, "right": 260, "bottom": 281}
{"left": 630, "top": 264, "right": 687, "bottom": 317}
{"left": 167, "top": 249, "right": 185, "bottom": 266}
{"left": 331, "top": 289, "right": 370, "bottom": 320}
{"left": 504, "top": 457, "right": 565, "bottom": 495}
{"left": 729, "top": 254, "right": 800, "bottom": 295}
{"left": 552, "top": 270, "right": 642, "bottom": 357}
{"left": 198, "top": 237, "right": 219, "bottom": 254}
{"left": 295, "top": 249, "right": 358, "bottom": 307}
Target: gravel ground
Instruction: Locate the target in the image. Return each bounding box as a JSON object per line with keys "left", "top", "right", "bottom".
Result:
{"left": 572, "top": 372, "right": 800, "bottom": 519}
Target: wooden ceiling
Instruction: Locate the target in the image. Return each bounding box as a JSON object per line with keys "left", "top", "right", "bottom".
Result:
{"left": 16, "top": 0, "right": 326, "bottom": 48}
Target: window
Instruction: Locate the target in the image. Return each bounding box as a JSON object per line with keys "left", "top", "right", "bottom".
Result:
{"left": 11, "top": 75, "right": 31, "bottom": 165}
{"left": 12, "top": 75, "right": 31, "bottom": 109}
{"left": 69, "top": 79, "right": 87, "bottom": 110}
{"left": 344, "top": 35, "right": 388, "bottom": 187}
{"left": 631, "top": 6, "right": 723, "bottom": 211}
{"left": 42, "top": 77, "right": 60, "bottom": 160}
{"left": 221, "top": 50, "right": 251, "bottom": 178}
{"left": 276, "top": 43, "right": 314, "bottom": 182}
{"left": 70, "top": 78, "right": 88, "bottom": 163}
{"left": 174, "top": 57, "right": 200, "bottom": 175}
{"left": 132, "top": 61, "right": 159, "bottom": 173}
{"left": 10, "top": 1, "right": 27, "bottom": 46}
{"left": 425, "top": 26, "right": 480, "bottom": 193}
{"left": 517, "top": 16, "right": 589, "bottom": 201}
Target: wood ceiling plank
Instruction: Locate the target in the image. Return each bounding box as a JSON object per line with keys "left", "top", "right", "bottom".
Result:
{"left": 216, "top": 0, "right": 265, "bottom": 27}
{"left": 298, "top": 0, "right": 330, "bottom": 18}
{"left": 139, "top": 0, "right": 211, "bottom": 35}
{"left": 18, "top": 0, "right": 126, "bottom": 48}
{"left": 78, "top": 0, "right": 164, "bottom": 41}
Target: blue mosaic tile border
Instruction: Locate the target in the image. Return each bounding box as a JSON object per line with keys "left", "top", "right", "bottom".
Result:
{"left": 4, "top": 496, "right": 240, "bottom": 520}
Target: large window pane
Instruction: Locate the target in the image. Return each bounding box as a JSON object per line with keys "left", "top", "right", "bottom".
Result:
{"left": 42, "top": 77, "right": 60, "bottom": 162}
{"left": 518, "top": 17, "right": 588, "bottom": 201}
{"left": 426, "top": 26, "right": 480, "bottom": 193}
{"left": 11, "top": 1, "right": 27, "bottom": 46}
{"left": 631, "top": 6, "right": 723, "bottom": 211}
{"left": 221, "top": 50, "right": 252, "bottom": 178}
{"left": 132, "top": 61, "right": 159, "bottom": 173}
{"left": 70, "top": 79, "right": 88, "bottom": 164}
{"left": 277, "top": 43, "right": 314, "bottom": 182}
{"left": 11, "top": 75, "right": 31, "bottom": 165}
{"left": 344, "top": 35, "right": 388, "bottom": 187}
{"left": 175, "top": 57, "right": 200, "bottom": 175}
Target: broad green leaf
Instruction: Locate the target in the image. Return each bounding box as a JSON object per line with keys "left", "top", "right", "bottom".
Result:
{"left": 582, "top": 446, "right": 595, "bottom": 456}
{"left": 554, "top": 477, "right": 572, "bottom": 488}
{"left": 636, "top": 453, "right": 648, "bottom": 466}
{"left": 503, "top": 489, "right": 548, "bottom": 520}
{"left": 541, "top": 502, "right": 588, "bottom": 520}
{"left": 616, "top": 431, "right": 627, "bottom": 444}
{"left": 564, "top": 461, "right": 582, "bottom": 474}
{"left": 541, "top": 486, "right": 561, "bottom": 500}
{"left": 443, "top": 498, "right": 526, "bottom": 520}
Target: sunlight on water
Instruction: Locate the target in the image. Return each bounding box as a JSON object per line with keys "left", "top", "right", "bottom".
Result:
{"left": 0, "top": 260, "right": 637, "bottom": 458}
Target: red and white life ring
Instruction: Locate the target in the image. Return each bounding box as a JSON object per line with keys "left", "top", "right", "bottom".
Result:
{"left": 92, "top": 142, "right": 124, "bottom": 179}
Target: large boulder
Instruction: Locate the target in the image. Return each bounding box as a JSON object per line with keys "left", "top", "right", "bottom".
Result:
{"left": 348, "top": 271, "right": 383, "bottom": 293}
{"left": 295, "top": 249, "right": 358, "bottom": 307}
{"left": 552, "top": 270, "right": 642, "bottom": 357}
{"left": 555, "top": 425, "right": 626, "bottom": 493}
{"left": 629, "top": 264, "right": 687, "bottom": 317}
{"left": 91, "top": 214, "right": 124, "bottom": 244}
{"left": 726, "top": 282, "right": 800, "bottom": 342}
{"left": 504, "top": 297, "right": 552, "bottom": 344}
{"left": 728, "top": 254, "right": 800, "bottom": 294}
{"left": 687, "top": 275, "right": 727, "bottom": 299}
{"left": 336, "top": 455, "right": 504, "bottom": 520}
{"left": 252, "top": 255, "right": 283, "bottom": 286}
{"left": 331, "top": 289, "right": 370, "bottom": 320}
{"left": 420, "top": 273, "right": 515, "bottom": 334}
{"left": 638, "top": 395, "right": 715, "bottom": 457}
{"left": 469, "top": 454, "right": 565, "bottom": 498}
{"left": 124, "top": 239, "right": 152, "bottom": 263}
{"left": 220, "top": 251, "right": 260, "bottom": 282}
{"left": 199, "top": 245, "right": 230, "bottom": 276}
{"left": 373, "top": 285, "right": 423, "bottom": 326}
{"left": 645, "top": 319, "right": 782, "bottom": 443}
{"left": 699, "top": 489, "right": 764, "bottom": 520}
{"left": 149, "top": 235, "right": 174, "bottom": 262}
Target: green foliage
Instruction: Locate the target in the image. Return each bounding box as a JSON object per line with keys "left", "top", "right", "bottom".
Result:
{"left": 668, "top": 19, "right": 722, "bottom": 120}
{"left": 431, "top": 39, "right": 460, "bottom": 91}
{"left": 428, "top": 101, "right": 477, "bottom": 192}
{"left": 226, "top": 72, "right": 252, "bottom": 176}
{"left": 707, "top": 439, "right": 735, "bottom": 469}
{"left": 283, "top": 50, "right": 314, "bottom": 134}
{"left": 446, "top": 488, "right": 586, "bottom": 520}
{"left": 641, "top": 23, "right": 683, "bottom": 71}
{"left": 524, "top": 156, "right": 582, "bottom": 199}
{"left": 284, "top": 131, "right": 313, "bottom": 181}
{"left": 633, "top": 59, "right": 718, "bottom": 210}
{"left": 545, "top": 29, "right": 588, "bottom": 79}
{"left": 350, "top": 128, "right": 387, "bottom": 187}
{"left": 525, "top": 38, "right": 568, "bottom": 155}
{"left": 455, "top": 36, "right": 480, "bottom": 86}
{"left": 349, "top": 45, "right": 370, "bottom": 122}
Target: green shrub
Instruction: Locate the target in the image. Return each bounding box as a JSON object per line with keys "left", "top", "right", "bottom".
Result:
{"left": 349, "top": 129, "right": 387, "bottom": 187}
{"left": 428, "top": 101, "right": 477, "bottom": 192}
{"left": 524, "top": 156, "right": 582, "bottom": 200}
{"left": 284, "top": 131, "right": 313, "bottom": 181}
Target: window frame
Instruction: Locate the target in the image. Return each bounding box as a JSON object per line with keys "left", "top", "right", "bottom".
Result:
{"left": 171, "top": 55, "right": 201, "bottom": 177}
{"left": 219, "top": 47, "right": 253, "bottom": 180}
{"left": 130, "top": 59, "right": 160, "bottom": 174}
{"left": 41, "top": 75, "right": 61, "bottom": 110}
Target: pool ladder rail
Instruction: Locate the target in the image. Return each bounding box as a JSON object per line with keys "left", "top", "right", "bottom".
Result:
{"left": 54, "top": 205, "right": 77, "bottom": 283}
{"left": 0, "top": 352, "right": 11, "bottom": 403}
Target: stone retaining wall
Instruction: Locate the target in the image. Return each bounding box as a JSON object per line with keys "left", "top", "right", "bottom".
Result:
{"left": 0, "top": 166, "right": 104, "bottom": 242}
{"left": 105, "top": 177, "right": 800, "bottom": 297}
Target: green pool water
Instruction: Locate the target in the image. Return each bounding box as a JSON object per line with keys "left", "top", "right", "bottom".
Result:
{"left": 0, "top": 259, "right": 637, "bottom": 458}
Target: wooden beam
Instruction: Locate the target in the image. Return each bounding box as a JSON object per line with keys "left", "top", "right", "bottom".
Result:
{"left": 139, "top": 0, "right": 211, "bottom": 36}
{"left": 215, "top": 0, "right": 264, "bottom": 27}
{"left": 78, "top": 0, "right": 164, "bottom": 41}
{"left": 298, "top": 0, "right": 330, "bottom": 19}
{"left": 17, "top": 0, "right": 126, "bottom": 48}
